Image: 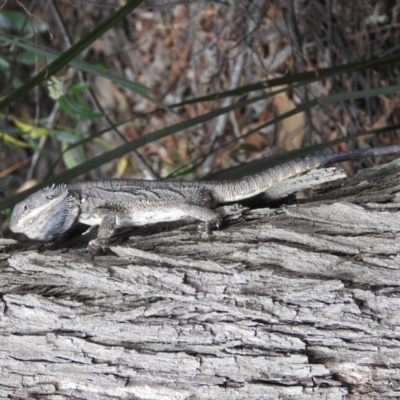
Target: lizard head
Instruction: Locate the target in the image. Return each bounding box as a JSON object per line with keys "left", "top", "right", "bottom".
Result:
{"left": 10, "top": 184, "right": 80, "bottom": 242}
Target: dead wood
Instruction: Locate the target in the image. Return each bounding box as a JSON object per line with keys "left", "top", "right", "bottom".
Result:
{"left": 2, "top": 160, "right": 400, "bottom": 399}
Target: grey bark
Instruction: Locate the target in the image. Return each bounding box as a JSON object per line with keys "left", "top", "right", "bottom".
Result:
{"left": 2, "top": 160, "right": 400, "bottom": 400}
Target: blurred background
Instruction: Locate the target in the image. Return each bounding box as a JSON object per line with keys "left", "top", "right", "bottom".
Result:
{"left": 1, "top": 0, "right": 400, "bottom": 229}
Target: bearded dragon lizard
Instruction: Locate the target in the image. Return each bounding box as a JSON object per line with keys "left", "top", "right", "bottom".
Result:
{"left": 9, "top": 145, "right": 400, "bottom": 255}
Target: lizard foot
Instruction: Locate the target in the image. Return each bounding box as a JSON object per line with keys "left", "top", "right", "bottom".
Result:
{"left": 198, "top": 216, "right": 222, "bottom": 240}
{"left": 87, "top": 238, "right": 110, "bottom": 258}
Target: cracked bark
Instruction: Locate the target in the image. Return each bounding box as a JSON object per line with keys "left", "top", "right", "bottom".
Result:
{"left": 2, "top": 160, "right": 400, "bottom": 399}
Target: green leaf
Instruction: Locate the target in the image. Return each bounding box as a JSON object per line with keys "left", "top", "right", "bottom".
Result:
{"left": 58, "top": 95, "right": 102, "bottom": 120}
{"left": 0, "top": 133, "right": 28, "bottom": 148}
{"left": 16, "top": 51, "right": 44, "bottom": 66}
{"left": 61, "top": 141, "right": 79, "bottom": 169}
{"left": 52, "top": 129, "right": 81, "bottom": 144}
{"left": 0, "top": 10, "right": 47, "bottom": 34}
{"left": 318, "top": 85, "right": 400, "bottom": 105}
{"left": 0, "top": 55, "right": 10, "bottom": 70}
{"left": 71, "top": 83, "right": 89, "bottom": 94}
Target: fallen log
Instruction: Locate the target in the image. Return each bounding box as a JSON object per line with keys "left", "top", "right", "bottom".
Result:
{"left": 2, "top": 159, "right": 400, "bottom": 399}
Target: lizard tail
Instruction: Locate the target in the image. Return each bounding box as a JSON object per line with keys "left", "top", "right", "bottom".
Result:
{"left": 207, "top": 145, "right": 400, "bottom": 203}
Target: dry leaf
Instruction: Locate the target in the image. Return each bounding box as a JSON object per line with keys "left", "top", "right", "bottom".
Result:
{"left": 93, "top": 76, "right": 128, "bottom": 112}
{"left": 272, "top": 85, "right": 306, "bottom": 151}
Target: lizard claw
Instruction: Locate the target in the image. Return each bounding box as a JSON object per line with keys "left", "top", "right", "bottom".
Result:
{"left": 87, "top": 238, "right": 110, "bottom": 258}
{"left": 198, "top": 216, "right": 222, "bottom": 240}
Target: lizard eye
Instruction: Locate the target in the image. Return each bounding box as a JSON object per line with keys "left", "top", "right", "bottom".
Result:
{"left": 47, "top": 195, "right": 53, "bottom": 200}
{"left": 23, "top": 204, "right": 29, "bottom": 212}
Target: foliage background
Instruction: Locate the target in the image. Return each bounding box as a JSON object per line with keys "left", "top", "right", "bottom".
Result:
{"left": 1, "top": 0, "right": 400, "bottom": 229}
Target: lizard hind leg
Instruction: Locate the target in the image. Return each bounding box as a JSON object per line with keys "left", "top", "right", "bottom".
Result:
{"left": 180, "top": 204, "right": 222, "bottom": 239}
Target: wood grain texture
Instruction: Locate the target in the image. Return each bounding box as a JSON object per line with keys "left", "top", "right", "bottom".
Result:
{"left": 2, "top": 160, "right": 400, "bottom": 399}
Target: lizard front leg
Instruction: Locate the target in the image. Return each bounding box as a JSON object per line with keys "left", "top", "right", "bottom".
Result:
{"left": 87, "top": 213, "right": 116, "bottom": 256}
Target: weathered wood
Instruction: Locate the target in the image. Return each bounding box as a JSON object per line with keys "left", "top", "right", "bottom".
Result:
{"left": 2, "top": 160, "right": 400, "bottom": 399}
